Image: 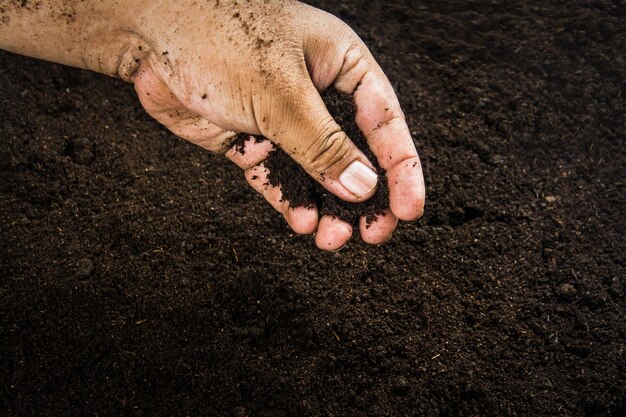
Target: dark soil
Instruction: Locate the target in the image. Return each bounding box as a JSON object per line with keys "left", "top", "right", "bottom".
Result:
{"left": 234, "top": 88, "right": 389, "bottom": 225}
{"left": 1, "top": 1, "right": 625, "bottom": 416}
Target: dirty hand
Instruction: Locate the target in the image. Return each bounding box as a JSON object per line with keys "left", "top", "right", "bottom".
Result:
{"left": 0, "top": 0, "right": 425, "bottom": 250}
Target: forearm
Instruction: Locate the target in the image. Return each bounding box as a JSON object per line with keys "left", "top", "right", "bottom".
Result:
{"left": 0, "top": 0, "right": 148, "bottom": 81}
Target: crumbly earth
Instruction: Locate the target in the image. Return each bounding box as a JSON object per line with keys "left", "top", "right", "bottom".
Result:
{"left": 233, "top": 88, "right": 390, "bottom": 225}
{"left": 1, "top": 1, "right": 625, "bottom": 416}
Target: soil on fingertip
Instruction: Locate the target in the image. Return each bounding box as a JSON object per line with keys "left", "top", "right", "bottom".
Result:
{"left": 233, "top": 88, "right": 390, "bottom": 226}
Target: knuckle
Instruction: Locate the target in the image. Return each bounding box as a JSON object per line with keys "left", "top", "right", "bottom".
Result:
{"left": 341, "top": 41, "right": 368, "bottom": 72}
{"left": 174, "top": 119, "right": 234, "bottom": 153}
{"left": 344, "top": 41, "right": 364, "bottom": 63}
{"left": 304, "top": 123, "right": 352, "bottom": 173}
{"left": 84, "top": 30, "right": 150, "bottom": 83}
{"left": 196, "top": 130, "right": 236, "bottom": 154}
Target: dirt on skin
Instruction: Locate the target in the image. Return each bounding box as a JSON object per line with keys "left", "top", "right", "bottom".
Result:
{"left": 1, "top": 1, "right": 625, "bottom": 416}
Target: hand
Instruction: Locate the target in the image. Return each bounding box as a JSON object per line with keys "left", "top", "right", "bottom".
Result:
{"left": 0, "top": 0, "right": 425, "bottom": 250}
{"left": 130, "top": 1, "right": 424, "bottom": 250}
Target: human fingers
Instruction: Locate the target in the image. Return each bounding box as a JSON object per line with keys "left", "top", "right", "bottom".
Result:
{"left": 226, "top": 136, "right": 318, "bottom": 235}
{"left": 303, "top": 12, "right": 425, "bottom": 220}
{"left": 359, "top": 209, "right": 398, "bottom": 245}
{"left": 315, "top": 215, "right": 353, "bottom": 251}
{"left": 253, "top": 60, "right": 380, "bottom": 203}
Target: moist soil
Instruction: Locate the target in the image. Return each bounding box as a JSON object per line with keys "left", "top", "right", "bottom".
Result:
{"left": 1, "top": 1, "right": 625, "bottom": 416}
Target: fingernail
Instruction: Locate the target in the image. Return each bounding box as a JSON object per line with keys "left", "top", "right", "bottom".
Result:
{"left": 339, "top": 161, "right": 378, "bottom": 198}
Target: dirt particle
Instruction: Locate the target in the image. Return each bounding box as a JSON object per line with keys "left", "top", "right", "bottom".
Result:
{"left": 232, "top": 407, "right": 249, "bottom": 417}
{"left": 392, "top": 377, "right": 410, "bottom": 395}
{"left": 66, "top": 137, "right": 94, "bottom": 165}
{"left": 231, "top": 134, "right": 264, "bottom": 155}
{"left": 75, "top": 258, "right": 94, "bottom": 279}
{"left": 556, "top": 283, "right": 577, "bottom": 299}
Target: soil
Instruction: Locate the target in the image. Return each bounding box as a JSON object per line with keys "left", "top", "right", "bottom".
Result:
{"left": 1, "top": 1, "right": 625, "bottom": 416}
{"left": 234, "top": 88, "right": 389, "bottom": 225}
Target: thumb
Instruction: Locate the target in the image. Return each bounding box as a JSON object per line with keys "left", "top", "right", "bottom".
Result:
{"left": 263, "top": 84, "right": 378, "bottom": 202}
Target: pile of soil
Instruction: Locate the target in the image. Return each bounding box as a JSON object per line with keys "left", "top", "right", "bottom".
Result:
{"left": 1, "top": 1, "right": 624, "bottom": 416}
{"left": 233, "top": 88, "right": 389, "bottom": 225}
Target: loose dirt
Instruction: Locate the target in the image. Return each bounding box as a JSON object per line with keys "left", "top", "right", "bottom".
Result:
{"left": 1, "top": 1, "right": 624, "bottom": 416}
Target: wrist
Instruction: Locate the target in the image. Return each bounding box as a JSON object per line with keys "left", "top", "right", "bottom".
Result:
{"left": 81, "top": 3, "right": 152, "bottom": 82}
{"left": 0, "top": 1, "right": 150, "bottom": 82}
{"left": 82, "top": 28, "right": 152, "bottom": 83}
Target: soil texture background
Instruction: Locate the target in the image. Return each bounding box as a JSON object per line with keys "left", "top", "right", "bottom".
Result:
{"left": 1, "top": 1, "right": 625, "bottom": 416}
